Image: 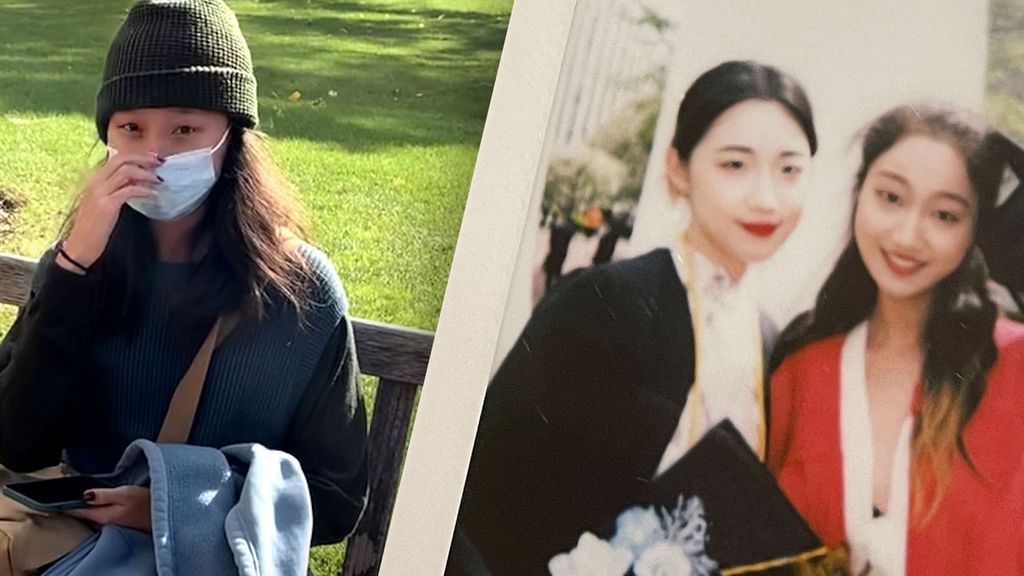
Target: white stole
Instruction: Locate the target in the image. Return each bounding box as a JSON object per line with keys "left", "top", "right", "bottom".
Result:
{"left": 655, "top": 244, "right": 764, "bottom": 478}
{"left": 840, "top": 323, "right": 911, "bottom": 576}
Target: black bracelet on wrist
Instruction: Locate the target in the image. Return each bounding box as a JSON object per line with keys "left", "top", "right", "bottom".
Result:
{"left": 57, "top": 241, "right": 90, "bottom": 274}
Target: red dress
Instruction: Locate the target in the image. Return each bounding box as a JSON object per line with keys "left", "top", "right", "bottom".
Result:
{"left": 768, "top": 318, "right": 1024, "bottom": 575}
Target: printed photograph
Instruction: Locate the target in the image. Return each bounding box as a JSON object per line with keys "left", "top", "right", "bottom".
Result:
{"left": 0, "top": 0, "right": 510, "bottom": 575}
{"left": 445, "top": 1, "right": 1024, "bottom": 575}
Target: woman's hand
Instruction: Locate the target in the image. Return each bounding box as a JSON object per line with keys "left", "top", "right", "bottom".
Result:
{"left": 64, "top": 485, "right": 153, "bottom": 534}
{"left": 58, "top": 152, "right": 162, "bottom": 273}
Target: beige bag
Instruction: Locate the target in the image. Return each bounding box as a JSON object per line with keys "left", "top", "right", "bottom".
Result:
{"left": 0, "top": 465, "right": 93, "bottom": 576}
{"left": 0, "top": 314, "right": 235, "bottom": 575}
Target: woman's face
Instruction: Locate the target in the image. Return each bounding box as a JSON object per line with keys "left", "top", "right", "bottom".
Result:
{"left": 666, "top": 99, "right": 811, "bottom": 278}
{"left": 854, "top": 134, "right": 975, "bottom": 303}
{"left": 106, "top": 107, "right": 230, "bottom": 170}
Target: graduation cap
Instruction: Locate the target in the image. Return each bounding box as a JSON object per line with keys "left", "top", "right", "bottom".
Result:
{"left": 978, "top": 132, "right": 1024, "bottom": 311}
{"left": 650, "top": 420, "right": 832, "bottom": 574}
{"left": 574, "top": 420, "right": 843, "bottom": 576}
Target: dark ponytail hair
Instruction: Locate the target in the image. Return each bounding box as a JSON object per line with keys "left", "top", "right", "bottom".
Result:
{"left": 671, "top": 60, "right": 818, "bottom": 161}
{"left": 770, "top": 103, "right": 1005, "bottom": 522}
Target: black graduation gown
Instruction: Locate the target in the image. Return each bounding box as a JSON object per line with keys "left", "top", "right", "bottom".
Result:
{"left": 450, "top": 248, "right": 705, "bottom": 575}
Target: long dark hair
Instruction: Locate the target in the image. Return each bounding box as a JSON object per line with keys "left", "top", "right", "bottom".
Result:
{"left": 672, "top": 60, "right": 818, "bottom": 161}
{"left": 770, "top": 104, "right": 1005, "bottom": 521}
{"left": 62, "top": 126, "right": 312, "bottom": 341}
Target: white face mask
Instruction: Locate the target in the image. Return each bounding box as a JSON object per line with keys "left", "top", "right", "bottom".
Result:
{"left": 107, "top": 128, "right": 231, "bottom": 221}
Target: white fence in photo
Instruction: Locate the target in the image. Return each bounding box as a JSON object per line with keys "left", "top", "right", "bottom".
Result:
{"left": 547, "top": 0, "right": 677, "bottom": 149}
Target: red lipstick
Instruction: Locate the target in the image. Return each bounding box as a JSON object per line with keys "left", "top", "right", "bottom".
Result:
{"left": 882, "top": 250, "right": 923, "bottom": 277}
{"left": 741, "top": 222, "right": 778, "bottom": 238}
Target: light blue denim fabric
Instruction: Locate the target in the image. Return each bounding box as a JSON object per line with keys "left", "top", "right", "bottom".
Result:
{"left": 42, "top": 440, "right": 312, "bottom": 576}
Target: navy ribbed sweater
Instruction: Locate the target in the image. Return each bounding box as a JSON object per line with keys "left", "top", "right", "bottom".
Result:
{"left": 0, "top": 243, "right": 368, "bottom": 545}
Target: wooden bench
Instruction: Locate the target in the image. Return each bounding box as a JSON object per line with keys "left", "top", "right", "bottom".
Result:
{"left": 0, "top": 252, "right": 431, "bottom": 576}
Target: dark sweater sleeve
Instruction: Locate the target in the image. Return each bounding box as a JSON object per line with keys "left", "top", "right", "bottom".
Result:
{"left": 0, "top": 253, "right": 101, "bottom": 472}
{"left": 282, "top": 315, "right": 369, "bottom": 546}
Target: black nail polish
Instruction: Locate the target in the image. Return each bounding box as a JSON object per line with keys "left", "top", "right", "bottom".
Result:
{"left": 157, "top": 175, "right": 164, "bottom": 182}
{"left": 83, "top": 491, "right": 95, "bottom": 502}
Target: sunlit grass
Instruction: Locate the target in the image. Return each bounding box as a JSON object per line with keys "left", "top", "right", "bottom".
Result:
{"left": 0, "top": 0, "right": 511, "bottom": 572}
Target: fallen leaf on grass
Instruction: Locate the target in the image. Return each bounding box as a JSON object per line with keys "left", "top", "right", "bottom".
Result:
{"left": 0, "top": 185, "right": 26, "bottom": 239}
{"left": 0, "top": 185, "right": 26, "bottom": 210}
{"left": 287, "top": 90, "right": 302, "bottom": 103}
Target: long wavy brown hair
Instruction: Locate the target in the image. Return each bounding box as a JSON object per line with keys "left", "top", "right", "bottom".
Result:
{"left": 770, "top": 104, "right": 1006, "bottom": 523}
{"left": 61, "top": 126, "right": 312, "bottom": 341}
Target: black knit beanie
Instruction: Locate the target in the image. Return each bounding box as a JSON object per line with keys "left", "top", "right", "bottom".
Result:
{"left": 96, "top": 0, "right": 258, "bottom": 142}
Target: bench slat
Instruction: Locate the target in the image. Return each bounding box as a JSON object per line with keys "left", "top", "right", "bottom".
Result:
{"left": 0, "top": 254, "right": 36, "bottom": 308}
{"left": 352, "top": 320, "right": 433, "bottom": 385}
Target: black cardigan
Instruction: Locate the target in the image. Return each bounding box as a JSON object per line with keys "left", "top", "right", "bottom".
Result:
{"left": 452, "top": 249, "right": 703, "bottom": 575}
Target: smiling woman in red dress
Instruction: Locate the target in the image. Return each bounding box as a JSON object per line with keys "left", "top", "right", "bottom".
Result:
{"left": 768, "top": 104, "right": 1024, "bottom": 576}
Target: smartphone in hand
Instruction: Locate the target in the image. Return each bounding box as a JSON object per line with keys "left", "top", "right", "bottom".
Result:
{"left": 3, "top": 475, "right": 115, "bottom": 512}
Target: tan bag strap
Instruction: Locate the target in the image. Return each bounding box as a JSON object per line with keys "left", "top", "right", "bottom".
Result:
{"left": 157, "top": 313, "right": 239, "bottom": 444}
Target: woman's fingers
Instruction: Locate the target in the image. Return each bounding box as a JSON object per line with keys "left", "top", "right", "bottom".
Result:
{"left": 97, "top": 151, "right": 162, "bottom": 181}
{"left": 60, "top": 154, "right": 163, "bottom": 270}
{"left": 87, "top": 152, "right": 162, "bottom": 197}
{"left": 82, "top": 485, "right": 133, "bottom": 505}
{"left": 62, "top": 485, "right": 153, "bottom": 533}
{"left": 106, "top": 163, "right": 162, "bottom": 194}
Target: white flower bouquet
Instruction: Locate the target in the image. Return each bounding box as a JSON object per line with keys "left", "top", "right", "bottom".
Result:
{"left": 549, "top": 496, "right": 718, "bottom": 576}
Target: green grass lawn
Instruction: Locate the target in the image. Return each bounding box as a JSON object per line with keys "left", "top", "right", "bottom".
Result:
{"left": 0, "top": 0, "right": 511, "bottom": 573}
